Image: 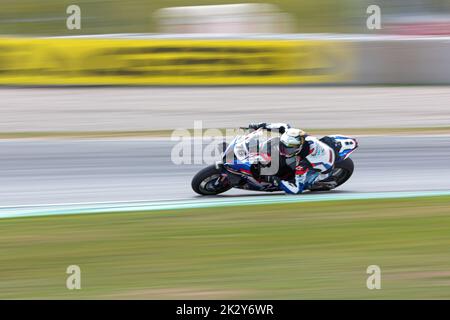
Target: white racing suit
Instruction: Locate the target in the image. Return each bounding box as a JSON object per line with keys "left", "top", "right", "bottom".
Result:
{"left": 279, "top": 136, "right": 335, "bottom": 194}
{"left": 247, "top": 122, "right": 335, "bottom": 194}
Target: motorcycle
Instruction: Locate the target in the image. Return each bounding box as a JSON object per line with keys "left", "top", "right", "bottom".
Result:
{"left": 192, "top": 127, "right": 358, "bottom": 196}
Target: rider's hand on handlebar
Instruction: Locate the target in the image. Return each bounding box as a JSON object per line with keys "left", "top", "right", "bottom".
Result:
{"left": 248, "top": 122, "right": 267, "bottom": 130}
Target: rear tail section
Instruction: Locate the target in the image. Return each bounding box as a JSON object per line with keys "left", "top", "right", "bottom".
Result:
{"left": 321, "top": 135, "right": 358, "bottom": 161}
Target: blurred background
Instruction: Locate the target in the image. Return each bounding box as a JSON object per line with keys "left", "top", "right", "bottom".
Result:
{"left": 1, "top": 0, "right": 450, "bottom": 87}
{"left": 1, "top": 0, "right": 450, "bottom": 300}
{"left": 1, "top": 0, "right": 450, "bottom": 35}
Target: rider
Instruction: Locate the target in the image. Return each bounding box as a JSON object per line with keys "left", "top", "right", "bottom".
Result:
{"left": 248, "top": 122, "right": 336, "bottom": 194}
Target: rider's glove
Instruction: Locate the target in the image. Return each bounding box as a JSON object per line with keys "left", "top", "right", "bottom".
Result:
{"left": 278, "top": 125, "right": 287, "bottom": 134}
{"left": 265, "top": 123, "right": 290, "bottom": 134}
{"left": 248, "top": 122, "right": 267, "bottom": 130}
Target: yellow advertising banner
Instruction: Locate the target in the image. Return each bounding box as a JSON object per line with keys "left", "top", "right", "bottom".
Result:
{"left": 0, "top": 38, "right": 350, "bottom": 85}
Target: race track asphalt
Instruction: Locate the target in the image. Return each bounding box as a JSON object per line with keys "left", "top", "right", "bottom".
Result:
{"left": 2, "top": 87, "right": 450, "bottom": 132}
{"left": 1, "top": 135, "right": 450, "bottom": 207}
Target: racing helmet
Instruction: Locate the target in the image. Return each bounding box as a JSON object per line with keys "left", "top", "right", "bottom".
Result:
{"left": 279, "top": 128, "right": 306, "bottom": 157}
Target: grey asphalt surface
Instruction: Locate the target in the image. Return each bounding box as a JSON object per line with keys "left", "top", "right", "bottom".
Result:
{"left": 1, "top": 136, "right": 449, "bottom": 207}
{"left": 1, "top": 87, "right": 450, "bottom": 132}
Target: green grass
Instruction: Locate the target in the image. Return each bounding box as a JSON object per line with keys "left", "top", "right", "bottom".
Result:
{"left": 0, "top": 0, "right": 361, "bottom": 36}
{"left": 1, "top": 196, "right": 450, "bottom": 299}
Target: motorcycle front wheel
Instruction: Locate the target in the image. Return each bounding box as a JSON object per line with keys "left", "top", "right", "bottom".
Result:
{"left": 192, "top": 165, "right": 232, "bottom": 195}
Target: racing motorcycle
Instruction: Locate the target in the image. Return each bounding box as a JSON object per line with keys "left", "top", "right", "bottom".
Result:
{"left": 192, "top": 127, "right": 358, "bottom": 195}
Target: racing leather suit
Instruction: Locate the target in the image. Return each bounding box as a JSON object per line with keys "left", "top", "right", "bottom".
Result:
{"left": 279, "top": 135, "right": 335, "bottom": 194}
{"left": 248, "top": 122, "right": 335, "bottom": 194}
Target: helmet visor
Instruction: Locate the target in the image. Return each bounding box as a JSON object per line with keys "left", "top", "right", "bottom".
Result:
{"left": 279, "top": 144, "right": 300, "bottom": 157}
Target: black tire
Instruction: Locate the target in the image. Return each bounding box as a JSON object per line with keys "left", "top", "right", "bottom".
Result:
{"left": 333, "top": 157, "right": 354, "bottom": 186}
{"left": 310, "top": 157, "right": 354, "bottom": 191}
{"left": 191, "top": 165, "right": 232, "bottom": 195}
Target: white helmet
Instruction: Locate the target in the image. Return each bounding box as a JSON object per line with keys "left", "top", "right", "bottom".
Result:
{"left": 279, "top": 128, "right": 306, "bottom": 157}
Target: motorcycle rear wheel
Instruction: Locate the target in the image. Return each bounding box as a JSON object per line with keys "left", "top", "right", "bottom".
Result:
{"left": 310, "top": 157, "right": 354, "bottom": 191}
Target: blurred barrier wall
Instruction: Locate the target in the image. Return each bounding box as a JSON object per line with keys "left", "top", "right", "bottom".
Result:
{"left": 0, "top": 38, "right": 348, "bottom": 85}
{"left": 0, "top": 36, "right": 449, "bottom": 85}
{"left": 350, "top": 39, "right": 450, "bottom": 84}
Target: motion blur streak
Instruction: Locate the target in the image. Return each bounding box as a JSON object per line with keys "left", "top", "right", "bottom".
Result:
{"left": 1, "top": 0, "right": 449, "bottom": 35}
{"left": 1, "top": 87, "right": 450, "bottom": 132}
{"left": 0, "top": 38, "right": 345, "bottom": 85}
{"left": 1, "top": 136, "right": 450, "bottom": 207}
{"left": 1, "top": 0, "right": 450, "bottom": 301}
{"left": 2, "top": 191, "right": 450, "bottom": 220}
